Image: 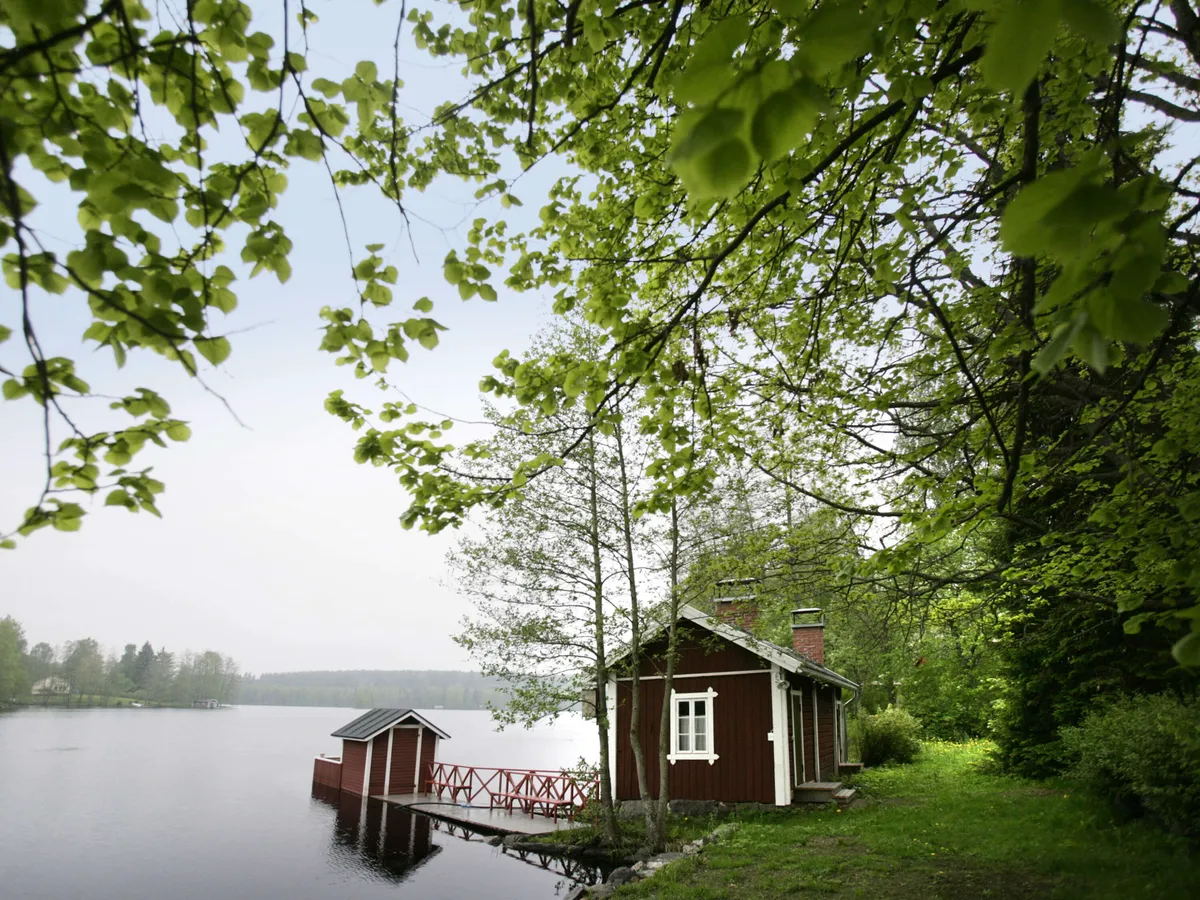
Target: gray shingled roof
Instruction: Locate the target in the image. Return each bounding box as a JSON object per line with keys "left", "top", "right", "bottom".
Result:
{"left": 331, "top": 708, "right": 413, "bottom": 740}
{"left": 607, "top": 604, "right": 860, "bottom": 692}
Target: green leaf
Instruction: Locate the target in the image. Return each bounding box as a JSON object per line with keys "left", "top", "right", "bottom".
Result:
{"left": 999, "top": 162, "right": 1098, "bottom": 256}
{"left": 980, "top": 0, "right": 1060, "bottom": 95}
{"left": 311, "top": 77, "right": 342, "bottom": 97}
{"left": 105, "top": 489, "right": 133, "bottom": 507}
{"left": 1032, "top": 319, "right": 1083, "bottom": 375}
{"left": 1059, "top": 0, "right": 1119, "bottom": 44}
{"left": 1088, "top": 294, "right": 1169, "bottom": 345}
{"left": 1122, "top": 612, "right": 1149, "bottom": 635}
{"left": 673, "top": 61, "right": 736, "bottom": 106}
{"left": 478, "top": 284, "right": 498, "bottom": 302}
{"left": 195, "top": 336, "right": 232, "bottom": 366}
{"left": 355, "top": 60, "right": 378, "bottom": 82}
{"left": 1074, "top": 324, "right": 1109, "bottom": 372}
{"left": 0, "top": 539, "right": 15, "bottom": 550}
{"left": 750, "top": 79, "right": 825, "bottom": 161}
{"left": 671, "top": 108, "right": 746, "bottom": 164}
{"left": 418, "top": 329, "right": 440, "bottom": 350}
{"left": 285, "top": 129, "right": 324, "bottom": 161}
{"left": 413, "top": 297, "right": 434, "bottom": 313}
{"left": 686, "top": 139, "right": 754, "bottom": 198}
{"left": 0, "top": 324, "right": 10, "bottom": 344}
{"left": 165, "top": 423, "right": 192, "bottom": 442}
{"left": 52, "top": 508, "right": 84, "bottom": 532}
{"left": 799, "top": 0, "right": 876, "bottom": 74}
{"left": 1173, "top": 630, "right": 1200, "bottom": 667}
{"left": 688, "top": 17, "right": 751, "bottom": 71}
{"left": 1153, "top": 269, "right": 1189, "bottom": 294}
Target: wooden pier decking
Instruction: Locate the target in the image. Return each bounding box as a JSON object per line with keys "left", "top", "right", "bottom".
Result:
{"left": 375, "top": 793, "right": 569, "bottom": 835}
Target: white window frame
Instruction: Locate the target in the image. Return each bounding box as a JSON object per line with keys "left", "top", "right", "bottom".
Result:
{"left": 668, "top": 687, "right": 719, "bottom": 765}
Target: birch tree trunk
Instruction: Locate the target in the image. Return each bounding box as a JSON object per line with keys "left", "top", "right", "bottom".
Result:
{"left": 652, "top": 499, "right": 683, "bottom": 848}
{"left": 586, "top": 431, "right": 620, "bottom": 845}
{"left": 613, "top": 417, "right": 657, "bottom": 847}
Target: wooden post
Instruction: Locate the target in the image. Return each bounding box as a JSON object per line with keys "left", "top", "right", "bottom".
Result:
{"left": 383, "top": 727, "right": 395, "bottom": 795}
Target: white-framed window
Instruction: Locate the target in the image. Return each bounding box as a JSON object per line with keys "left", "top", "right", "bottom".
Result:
{"left": 669, "top": 687, "right": 719, "bottom": 764}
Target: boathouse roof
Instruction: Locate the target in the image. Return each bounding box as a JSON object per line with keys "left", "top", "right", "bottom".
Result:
{"left": 331, "top": 708, "right": 451, "bottom": 742}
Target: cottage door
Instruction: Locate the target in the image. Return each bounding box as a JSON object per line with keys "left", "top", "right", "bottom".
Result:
{"left": 834, "top": 699, "right": 843, "bottom": 774}
{"left": 790, "top": 691, "right": 806, "bottom": 786}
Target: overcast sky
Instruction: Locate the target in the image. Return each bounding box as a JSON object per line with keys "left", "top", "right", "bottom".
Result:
{"left": 0, "top": 0, "right": 558, "bottom": 673}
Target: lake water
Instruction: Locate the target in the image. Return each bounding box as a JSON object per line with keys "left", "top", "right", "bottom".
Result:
{"left": 0, "top": 705, "right": 600, "bottom": 899}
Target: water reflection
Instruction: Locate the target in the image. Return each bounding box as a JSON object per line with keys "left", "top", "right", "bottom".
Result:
{"left": 312, "top": 785, "right": 439, "bottom": 883}
{"left": 311, "top": 785, "right": 611, "bottom": 891}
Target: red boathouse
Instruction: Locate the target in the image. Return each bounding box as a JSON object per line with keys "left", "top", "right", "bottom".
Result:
{"left": 606, "top": 601, "right": 860, "bottom": 806}
{"left": 312, "top": 708, "right": 451, "bottom": 796}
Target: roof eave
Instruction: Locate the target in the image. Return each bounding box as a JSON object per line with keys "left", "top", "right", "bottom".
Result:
{"left": 331, "top": 709, "right": 452, "bottom": 742}
{"left": 679, "top": 605, "right": 860, "bottom": 692}
{"left": 606, "top": 605, "right": 860, "bottom": 693}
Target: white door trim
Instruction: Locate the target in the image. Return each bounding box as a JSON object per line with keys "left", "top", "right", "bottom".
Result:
{"left": 811, "top": 684, "right": 821, "bottom": 783}
{"left": 362, "top": 737, "right": 374, "bottom": 796}
{"left": 413, "top": 726, "right": 424, "bottom": 794}
{"left": 791, "top": 690, "right": 807, "bottom": 786}
{"left": 769, "top": 663, "right": 790, "bottom": 805}
{"left": 383, "top": 727, "right": 395, "bottom": 794}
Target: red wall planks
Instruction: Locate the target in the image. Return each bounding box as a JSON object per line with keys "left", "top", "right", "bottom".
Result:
{"left": 615, "top": 670, "right": 774, "bottom": 804}
{"left": 418, "top": 732, "right": 437, "bottom": 794}
{"left": 340, "top": 739, "right": 368, "bottom": 795}
{"left": 312, "top": 757, "right": 342, "bottom": 790}
{"left": 639, "top": 622, "right": 770, "bottom": 677}
{"left": 368, "top": 732, "right": 390, "bottom": 795}
{"left": 389, "top": 728, "right": 419, "bottom": 794}
{"left": 816, "top": 685, "right": 838, "bottom": 778}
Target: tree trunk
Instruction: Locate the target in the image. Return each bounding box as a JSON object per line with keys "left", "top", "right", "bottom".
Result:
{"left": 652, "top": 499, "right": 684, "bottom": 847}
{"left": 587, "top": 432, "right": 620, "bottom": 845}
{"left": 613, "top": 417, "right": 655, "bottom": 847}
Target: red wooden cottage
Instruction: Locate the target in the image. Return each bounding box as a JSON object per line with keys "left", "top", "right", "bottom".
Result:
{"left": 312, "top": 708, "right": 450, "bottom": 797}
{"left": 606, "top": 601, "right": 860, "bottom": 806}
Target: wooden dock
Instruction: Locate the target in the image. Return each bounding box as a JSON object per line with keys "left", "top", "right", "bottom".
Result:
{"left": 375, "top": 792, "right": 569, "bottom": 836}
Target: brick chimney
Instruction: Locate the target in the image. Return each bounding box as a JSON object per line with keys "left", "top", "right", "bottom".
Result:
{"left": 791, "top": 608, "right": 825, "bottom": 665}
{"left": 715, "top": 579, "right": 760, "bottom": 633}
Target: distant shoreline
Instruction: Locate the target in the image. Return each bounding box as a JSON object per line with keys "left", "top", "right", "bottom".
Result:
{"left": 5, "top": 696, "right": 200, "bottom": 710}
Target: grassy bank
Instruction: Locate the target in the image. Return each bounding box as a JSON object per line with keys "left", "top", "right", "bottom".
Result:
{"left": 616, "top": 742, "right": 1198, "bottom": 899}
{"left": 12, "top": 695, "right": 192, "bottom": 709}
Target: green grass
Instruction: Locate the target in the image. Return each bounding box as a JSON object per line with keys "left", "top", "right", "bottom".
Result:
{"left": 555, "top": 808, "right": 722, "bottom": 854}
{"left": 615, "top": 742, "right": 1199, "bottom": 899}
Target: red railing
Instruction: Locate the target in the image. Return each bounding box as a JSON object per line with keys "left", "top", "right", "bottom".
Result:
{"left": 425, "top": 762, "right": 599, "bottom": 821}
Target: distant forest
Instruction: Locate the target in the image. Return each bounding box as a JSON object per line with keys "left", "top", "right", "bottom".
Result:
{"left": 0, "top": 615, "right": 239, "bottom": 707}
{"left": 237, "top": 669, "right": 504, "bottom": 709}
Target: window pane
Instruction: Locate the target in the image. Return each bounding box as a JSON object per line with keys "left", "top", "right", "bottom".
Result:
{"left": 694, "top": 727, "right": 707, "bottom": 753}
{"left": 677, "top": 697, "right": 691, "bottom": 755}
{"left": 693, "top": 700, "right": 706, "bottom": 717}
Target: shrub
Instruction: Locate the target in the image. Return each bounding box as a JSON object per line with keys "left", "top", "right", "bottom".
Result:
{"left": 1061, "top": 692, "right": 1200, "bottom": 839}
{"left": 853, "top": 706, "right": 922, "bottom": 767}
